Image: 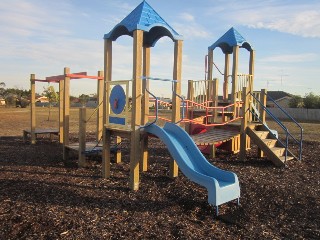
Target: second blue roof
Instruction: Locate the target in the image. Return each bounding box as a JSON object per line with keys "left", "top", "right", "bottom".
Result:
{"left": 208, "top": 27, "right": 253, "bottom": 54}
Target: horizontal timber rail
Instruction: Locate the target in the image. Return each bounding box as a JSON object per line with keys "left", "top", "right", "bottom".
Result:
{"left": 41, "top": 72, "right": 103, "bottom": 82}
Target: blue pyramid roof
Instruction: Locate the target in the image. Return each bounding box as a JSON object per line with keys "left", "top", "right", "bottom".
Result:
{"left": 208, "top": 27, "right": 253, "bottom": 54}
{"left": 104, "top": 1, "right": 183, "bottom": 47}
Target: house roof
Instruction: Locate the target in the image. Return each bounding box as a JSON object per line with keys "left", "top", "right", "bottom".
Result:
{"left": 208, "top": 27, "right": 253, "bottom": 54}
{"left": 267, "top": 91, "right": 292, "bottom": 101}
{"left": 104, "top": 0, "right": 182, "bottom": 47}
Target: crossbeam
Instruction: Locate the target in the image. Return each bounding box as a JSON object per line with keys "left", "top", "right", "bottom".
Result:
{"left": 66, "top": 74, "right": 103, "bottom": 80}
{"left": 34, "top": 79, "right": 58, "bottom": 83}
{"left": 141, "top": 76, "right": 178, "bottom": 83}
{"left": 46, "top": 72, "right": 87, "bottom": 82}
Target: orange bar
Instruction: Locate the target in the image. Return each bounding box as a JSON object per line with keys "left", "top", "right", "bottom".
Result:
{"left": 67, "top": 74, "right": 103, "bottom": 80}
{"left": 46, "top": 72, "right": 87, "bottom": 82}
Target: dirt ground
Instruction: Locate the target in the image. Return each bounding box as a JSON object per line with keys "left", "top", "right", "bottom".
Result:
{"left": 0, "top": 107, "right": 319, "bottom": 239}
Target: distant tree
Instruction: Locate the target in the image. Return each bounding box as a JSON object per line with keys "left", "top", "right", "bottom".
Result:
{"left": 303, "top": 92, "right": 320, "bottom": 109}
{"left": 43, "top": 85, "right": 58, "bottom": 121}
{"left": 2, "top": 87, "right": 30, "bottom": 98}
{"left": 0, "top": 82, "right": 5, "bottom": 97}
{"left": 0, "top": 84, "right": 31, "bottom": 107}
{"left": 289, "top": 95, "right": 304, "bottom": 108}
{"left": 70, "top": 95, "right": 78, "bottom": 103}
{"left": 5, "top": 94, "right": 16, "bottom": 107}
{"left": 79, "top": 94, "right": 89, "bottom": 107}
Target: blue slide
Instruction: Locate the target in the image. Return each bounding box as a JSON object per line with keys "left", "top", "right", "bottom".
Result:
{"left": 144, "top": 122, "right": 240, "bottom": 210}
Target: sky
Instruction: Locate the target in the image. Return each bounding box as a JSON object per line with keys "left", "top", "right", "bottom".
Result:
{"left": 0, "top": 0, "right": 319, "bottom": 98}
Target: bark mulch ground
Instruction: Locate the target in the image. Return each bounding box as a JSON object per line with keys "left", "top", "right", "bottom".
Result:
{"left": 0, "top": 135, "right": 319, "bottom": 239}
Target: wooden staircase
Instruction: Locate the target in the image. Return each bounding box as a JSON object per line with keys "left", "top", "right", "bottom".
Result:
{"left": 247, "top": 124, "right": 294, "bottom": 166}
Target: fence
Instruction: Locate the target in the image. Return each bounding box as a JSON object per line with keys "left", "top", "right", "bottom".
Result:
{"left": 267, "top": 107, "right": 320, "bottom": 122}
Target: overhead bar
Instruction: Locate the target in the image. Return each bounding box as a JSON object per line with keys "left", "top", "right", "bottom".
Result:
{"left": 46, "top": 72, "right": 87, "bottom": 82}
{"left": 66, "top": 74, "right": 103, "bottom": 80}
{"left": 141, "top": 76, "right": 178, "bottom": 83}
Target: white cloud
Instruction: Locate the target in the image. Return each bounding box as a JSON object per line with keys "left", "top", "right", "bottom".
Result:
{"left": 248, "top": 10, "right": 320, "bottom": 38}
{"left": 206, "top": 1, "right": 320, "bottom": 38}
{"left": 0, "top": 1, "right": 71, "bottom": 38}
{"left": 260, "top": 53, "right": 318, "bottom": 63}
{"left": 172, "top": 12, "right": 211, "bottom": 39}
{"left": 173, "top": 22, "right": 211, "bottom": 39}
{"left": 179, "top": 12, "right": 195, "bottom": 22}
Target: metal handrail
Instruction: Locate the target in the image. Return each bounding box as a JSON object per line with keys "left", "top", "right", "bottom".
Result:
{"left": 140, "top": 88, "right": 158, "bottom": 128}
{"left": 248, "top": 108, "right": 289, "bottom": 163}
{"left": 265, "top": 93, "right": 303, "bottom": 160}
{"left": 250, "top": 92, "right": 302, "bottom": 161}
{"left": 173, "top": 92, "right": 185, "bottom": 124}
{"left": 251, "top": 94, "right": 288, "bottom": 131}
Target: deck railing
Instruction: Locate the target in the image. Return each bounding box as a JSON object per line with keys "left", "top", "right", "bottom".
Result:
{"left": 235, "top": 74, "right": 253, "bottom": 101}
{"left": 147, "top": 98, "right": 242, "bottom": 127}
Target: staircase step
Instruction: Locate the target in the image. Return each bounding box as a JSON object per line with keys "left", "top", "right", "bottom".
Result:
{"left": 252, "top": 130, "right": 269, "bottom": 139}
{"left": 279, "top": 156, "right": 295, "bottom": 162}
{"left": 248, "top": 124, "right": 258, "bottom": 130}
{"left": 262, "top": 138, "right": 277, "bottom": 147}
{"left": 270, "top": 147, "right": 285, "bottom": 156}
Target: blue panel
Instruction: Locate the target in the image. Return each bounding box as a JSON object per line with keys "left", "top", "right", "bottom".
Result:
{"left": 109, "top": 116, "right": 126, "bottom": 125}
{"left": 110, "top": 85, "right": 126, "bottom": 114}
{"left": 104, "top": 1, "right": 183, "bottom": 46}
{"left": 208, "top": 27, "right": 253, "bottom": 53}
{"left": 144, "top": 122, "right": 240, "bottom": 207}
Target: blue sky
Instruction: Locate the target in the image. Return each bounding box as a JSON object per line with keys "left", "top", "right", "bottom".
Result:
{"left": 0, "top": 0, "right": 319, "bottom": 97}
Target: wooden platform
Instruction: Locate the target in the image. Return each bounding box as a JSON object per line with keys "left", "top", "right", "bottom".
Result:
{"left": 65, "top": 141, "right": 102, "bottom": 154}
{"left": 23, "top": 128, "right": 59, "bottom": 143}
{"left": 191, "top": 128, "right": 240, "bottom": 146}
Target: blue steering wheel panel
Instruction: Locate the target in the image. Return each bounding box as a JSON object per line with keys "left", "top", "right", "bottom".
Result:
{"left": 110, "top": 85, "right": 126, "bottom": 114}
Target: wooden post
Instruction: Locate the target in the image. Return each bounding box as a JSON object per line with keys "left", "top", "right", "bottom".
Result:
{"left": 210, "top": 145, "right": 216, "bottom": 158}
{"left": 207, "top": 49, "right": 213, "bottom": 80}
{"left": 224, "top": 53, "right": 230, "bottom": 100}
{"left": 102, "top": 39, "right": 112, "bottom": 178}
{"left": 257, "top": 88, "right": 267, "bottom": 158}
{"left": 249, "top": 50, "right": 255, "bottom": 92}
{"left": 59, "top": 77, "right": 64, "bottom": 143}
{"left": 170, "top": 40, "right": 183, "bottom": 178}
{"left": 96, "top": 71, "right": 104, "bottom": 141}
{"left": 240, "top": 87, "right": 248, "bottom": 160}
{"left": 187, "top": 80, "right": 194, "bottom": 102}
{"left": 260, "top": 89, "right": 267, "bottom": 123}
{"left": 30, "top": 74, "right": 36, "bottom": 144}
{"left": 232, "top": 46, "right": 239, "bottom": 116}
{"left": 185, "top": 80, "right": 194, "bottom": 134}
{"left": 130, "top": 30, "right": 143, "bottom": 190}
{"left": 207, "top": 79, "right": 213, "bottom": 123}
{"left": 63, "top": 67, "right": 70, "bottom": 161}
{"left": 78, "top": 107, "right": 87, "bottom": 167}
{"left": 248, "top": 50, "right": 255, "bottom": 123}
{"left": 116, "top": 136, "right": 122, "bottom": 163}
{"left": 212, "top": 78, "right": 219, "bottom": 123}
{"left": 141, "top": 46, "right": 151, "bottom": 172}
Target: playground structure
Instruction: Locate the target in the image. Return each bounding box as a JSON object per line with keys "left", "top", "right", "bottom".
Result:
{"left": 101, "top": 1, "right": 242, "bottom": 213}
{"left": 25, "top": 68, "right": 105, "bottom": 166}
{"left": 23, "top": 73, "right": 61, "bottom": 144}
{"left": 26, "top": 1, "right": 303, "bottom": 214}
